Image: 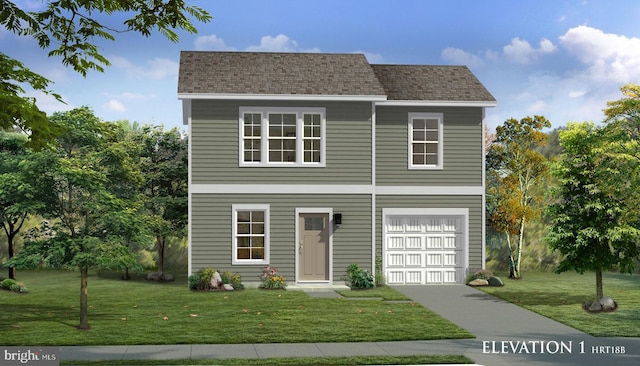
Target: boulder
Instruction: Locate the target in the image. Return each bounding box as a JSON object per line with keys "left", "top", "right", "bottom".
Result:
{"left": 146, "top": 271, "right": 175, "bottom": 282}
{"left": 210, "top": 271, "right": 223, "bottom": 289}
{"left": 588, "top": 301, "right": 602, "bottom": 312}
{"left": 468, "top": 279, "right": 489, "bottom": 286}
{"left": 223, "top": 283, "right": 234, "bottom": 291}
{"left": 487, "top": 276, "right": 504, "bottom": 286}
{"left": 599, "top": 297, "right": 616, "bottom": 311}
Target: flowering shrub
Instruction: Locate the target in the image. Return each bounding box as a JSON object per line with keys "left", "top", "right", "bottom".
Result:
{"left": 472, "top": 269, "right": 494, "bottom": 280}
{"left": 466, "top": 269, "right": 494, "bottom": 283}
{"left": 260, "top": 265, "right": 287, "bottom": 289}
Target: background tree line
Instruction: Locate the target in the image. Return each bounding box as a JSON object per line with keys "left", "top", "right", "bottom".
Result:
{"left": 0, "top": 107, "right": 188, "bottom": 328}
{"left": 487, "top": 83, "right": 640, "bottom": 304}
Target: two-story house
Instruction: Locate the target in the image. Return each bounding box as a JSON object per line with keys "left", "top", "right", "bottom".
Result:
{"left": 178, "top": 51, "right": 495, "bottom": 286}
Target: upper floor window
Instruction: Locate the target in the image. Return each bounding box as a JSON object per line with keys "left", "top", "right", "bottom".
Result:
{"left": 408, "top": 113, "right": 443, "bottom": 170}
{"left": 239, "top": 107, "right": 326, "bottom": 167}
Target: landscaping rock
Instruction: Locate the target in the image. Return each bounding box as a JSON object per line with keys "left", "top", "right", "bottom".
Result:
{"left": 487, "top": 276, "right": 504, "bottom": 286}
{"left": 588, "top": 301, "right": 602, "bottom": 312}
{"left": 146, "top": 271, "right": 175, "bottom": 282}
{"left": 211, "top": 271, "right": 223, "bottom": 289}
{"left": 468, "top": 279, "right": 489, "bottom": 286}
{"left": 599, "top": 297, "right": 616, "bottom": 311}
{"left": 223, "top": 284, "right": 234, "bottom": 291}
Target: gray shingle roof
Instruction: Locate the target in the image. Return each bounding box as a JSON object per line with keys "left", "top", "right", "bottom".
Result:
{"left": 370, "top": 64, "right": 495, "bottom": 102}
{"left": 177, "top": 51, "right": 495, "bottom": 103}
{"left": 178, "top": 51, "right": 386, "bottom": 97}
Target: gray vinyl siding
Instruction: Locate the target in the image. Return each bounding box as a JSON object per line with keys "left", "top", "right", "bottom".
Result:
{"left": 191, "top": 100, "right": 372, "bottom": 184}
{"left": 376, "top": 106, "right": 484, "bottom": 186}
{"left": 375, "top": 195, "right": 483, "bottom": 270}
{"left": 191, "top": 193, "right": 372, "bottom": 282}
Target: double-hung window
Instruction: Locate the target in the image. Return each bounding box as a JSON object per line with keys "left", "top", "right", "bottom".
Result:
{"left": 240, "top": 107, "right": 326, "bottom": 167}
{"left": 232, "top": 204, "right": 269, "bottom": 265}
{"left": 408, "top": 113, "right": 443, "bottom": 169}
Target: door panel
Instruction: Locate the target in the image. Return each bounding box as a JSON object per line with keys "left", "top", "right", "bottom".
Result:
{"left": 299, "top": 213, "right": 329, "bottom": 281}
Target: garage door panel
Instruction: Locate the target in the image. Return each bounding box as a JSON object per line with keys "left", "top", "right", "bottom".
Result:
{"left": 406, "top": 253, "right": 423, "bottom": 266}
{"left": 384, "top": 214, "right": 466, "bottom": 285}
{"left": 387, "top": 236, "right": 404, "bottom": 249}
{"left": 426, "top": 236, "right": 443, "bottom": 249}
{"left": 406, "top": 236, "right": 422, "bottom": 249}
{"left": 387, "top": 218, "right": 404, "bottom": 232}
{"left": 405, "top": 270, "right": 422, "bottom": 284}
{"left": 387, "top": 270, "right": 404, "bottom": 284}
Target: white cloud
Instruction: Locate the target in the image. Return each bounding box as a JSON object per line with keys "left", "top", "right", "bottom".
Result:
{"left": 110, "top": 56, "right": 178, "bottom": 80}
{"left": 527, "top": 100, "right": 548, "bottom": 114}
{"left": 145, "top": 58, "right": 178, "bottom": 80}
{"left": 103, "top": 99, "right": 126, "bottom": 113}
{"left": 194, "top": 34, "right": 236, "bottom": 51}
{"left": 104, "top": 92, "right": 156, "bottom": 101}
{"left": 503, "top": 37, "right": 557, "bottom": 64}
{"left": 559, "top": 25, "right": 640, "bottom": 83}
{"left": 568, "top": 90, "right": 586, "bottom": 98}
{"left": 441, "top": 47, "right": 484, "bottom": 67}
{"left": 245, "top": 34, "right": 320, "bottom": 53}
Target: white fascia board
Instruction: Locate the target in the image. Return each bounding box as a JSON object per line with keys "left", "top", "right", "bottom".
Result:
{"left": 376, "top": 100, "right": 497, "bottom": 108}
{"left": 178, "top": 93, "right": 388, "bottom": 102}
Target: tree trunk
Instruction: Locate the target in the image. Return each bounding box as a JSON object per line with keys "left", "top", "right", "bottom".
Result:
{"left": 7, "top": 231, "right": 16, "bottom": 280}
{"left": 595, "top": 269, "right": 603, "bottom": 302}
{"left": 506, "top": 233, "right": 516, "bottom": 278}
{"left": 157, "top": 235, "right": 165, "bottom": 274}
{"left": 514, "top": 216, "right": 526, "bottom": 279}
{"left": 122, "top": 267, "right": 130, "bottom": 280}
{"left": 78, "top": 267, "right": 90, "bottom": 330}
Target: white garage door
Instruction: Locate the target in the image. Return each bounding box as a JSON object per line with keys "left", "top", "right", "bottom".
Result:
{"left": 384, "top": 214, "right": 466, "bottom": 284}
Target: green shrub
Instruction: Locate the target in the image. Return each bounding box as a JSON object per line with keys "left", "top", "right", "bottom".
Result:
{"left": 198, "top": 267, "right": 216, "bottom": 287}
{"left": 189, "top": 270, "right": 244, "bottom": 291}
{"left": 188, "top": 274, "right": 202, "bottom": 290}
{"left": 345, "top": 264, "right": 375, "bottom": 289}
{"left": 375, "top": 256, "right": 385, "bottom": 287}
{"left": 1, "top": 278, "right": 17, "bottom": 290}
{"left": 221, "top": 271, "right": 244, "bottom": 290}
{"left": 1, "top": 279, "right": 28, "bottom": 293}
{"left": 260, "top": 265, "right": 286, "bottom": 289}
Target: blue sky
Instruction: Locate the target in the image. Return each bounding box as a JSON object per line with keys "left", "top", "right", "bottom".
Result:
{"left": 3, "top": 0, "right": 640, "bottom": 131}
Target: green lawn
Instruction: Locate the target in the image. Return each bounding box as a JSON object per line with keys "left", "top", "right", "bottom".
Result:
{"left": 62, "top": 355, "right": 474, "bottom": 365}
{"left": 0, "top": 270, "right": 473, "bottom": 346}
{"left": 478, "top": 271, "right": 640, "bottom": 337}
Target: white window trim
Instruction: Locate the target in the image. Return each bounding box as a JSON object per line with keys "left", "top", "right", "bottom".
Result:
{"left": 408, "top": 112, "right": 444, "bottom": 170}
{"left": 239, "top": 107, "right": 326, "bottom": 167}
{"left": 231, "top": 204, "right": 270, "bottom": 265}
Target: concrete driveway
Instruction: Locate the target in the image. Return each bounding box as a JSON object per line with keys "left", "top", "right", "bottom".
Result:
{"left": 393, "top": 285, "right": 640, "bottom": 366}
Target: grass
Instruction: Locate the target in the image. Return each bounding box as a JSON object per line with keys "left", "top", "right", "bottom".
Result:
{"left": 478, "top": 270, "right": 640, "bottom": 337}
{"left": 62, "top": 355, "right": 474, "bottom": 365}
{"left": 0, "top": 270, "right": 473, "bottom": 346}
